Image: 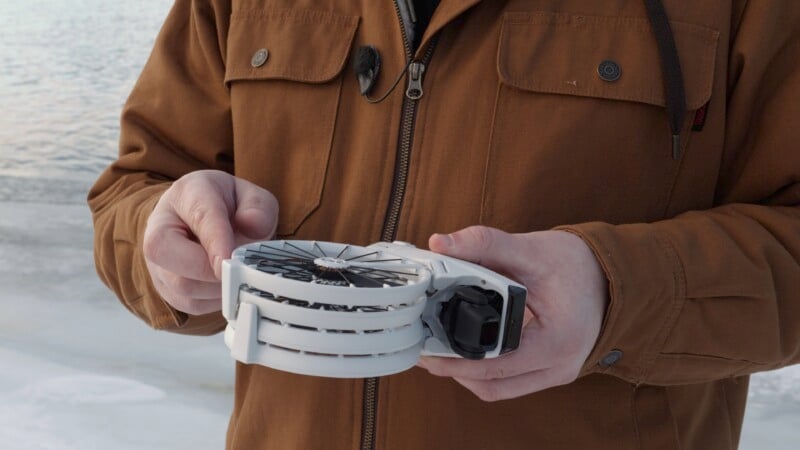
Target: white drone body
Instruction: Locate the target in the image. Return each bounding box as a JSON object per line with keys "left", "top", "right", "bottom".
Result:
{"left": 222, "top": 240, "right": 526, "bottom": 378}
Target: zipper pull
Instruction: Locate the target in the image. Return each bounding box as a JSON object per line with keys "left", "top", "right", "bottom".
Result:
{"left": 405, "top": 61, "right": 426, "bottom": 100}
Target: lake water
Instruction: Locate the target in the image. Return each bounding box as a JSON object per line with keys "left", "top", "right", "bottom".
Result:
{"left": 0, "top": 0, "right": 174, "bottom": 203}
{"left": 0, "top": 1, "right": 798, "bottom": 449}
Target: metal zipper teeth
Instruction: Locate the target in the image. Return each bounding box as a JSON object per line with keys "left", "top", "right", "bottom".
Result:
{"left": 384, "top": 0, "right": 416, "bottom": 239}
{"left": 360, "top": 376, "right": 379, "bottom": 450}
{"left": 380, "top": 39, "right": 438, "bottom": 243}
{"left": 360, "top": 4, "right": 439, "bottom": 450}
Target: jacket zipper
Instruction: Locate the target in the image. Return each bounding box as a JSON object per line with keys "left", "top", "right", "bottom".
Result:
{"left": 380, "top": 39, "right": 439, "bottom": 243}
{"left": 360, "top": 3, "right": 439, "bottom": 450}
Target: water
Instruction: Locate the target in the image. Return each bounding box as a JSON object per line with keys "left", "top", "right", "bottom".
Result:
{"left": 0, "top": 0, "right": 174, "bottom": 202}
{"left": 0, "top": 1, "right": 798, "bottom": 448}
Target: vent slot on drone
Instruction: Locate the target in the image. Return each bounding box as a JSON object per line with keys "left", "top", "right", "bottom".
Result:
{"left": 255, "top": 341, "right": 415, "bottom": 360}
{"left": 242, "top": 285, "right": 423, "bottom": 313}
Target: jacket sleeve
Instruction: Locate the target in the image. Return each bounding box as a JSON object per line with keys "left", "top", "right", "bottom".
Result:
{"left": 559, "top": 1, "right": 800, "bottom": 385}
{"left": 88, "top": 0, "right": 232, "bottom": 335}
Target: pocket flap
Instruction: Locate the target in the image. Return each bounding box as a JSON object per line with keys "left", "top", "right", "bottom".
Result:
{"left": 225, "top": 10, "right": 359, "bottom": 85}
{"left": 498, "top": 12, "right": 719, "bottom": 109}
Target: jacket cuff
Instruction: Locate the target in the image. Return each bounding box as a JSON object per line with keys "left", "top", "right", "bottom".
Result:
{"left": 555, "top": 222, "right": 686, "bottom": 383}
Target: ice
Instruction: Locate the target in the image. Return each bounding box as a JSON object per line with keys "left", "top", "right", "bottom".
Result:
{"left": 9, "top": 374, "right": 166, "bottom": 406}
{"left": 0, "top": 348, "right": 228, "bottom": 450}
{"left": 0, "top": 200, "right": 232, "bottom": 450}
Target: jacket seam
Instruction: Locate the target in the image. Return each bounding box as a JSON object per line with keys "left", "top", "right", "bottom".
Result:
{"left": 659, "top": 352, "right": 770, "bottom": 366}
{"left": 479, "top": 81, "right": 504, "bottom": 225}
{"left": 231, "top": 9, "right": 359, "bottom": 25}
{"left": 719, "top": 380, "right": 737, "bottom": 447}
{"left": 640, "top": 232, "right": 688, "bottom": 381}
{"left": 503, "top": 12, "right": 719, "bottom": 39}
{"left": 631, "top": 384, "right": 643, "bottom": 450}
{"left": 663, "top": 387, "right": 683, "bottom": 450}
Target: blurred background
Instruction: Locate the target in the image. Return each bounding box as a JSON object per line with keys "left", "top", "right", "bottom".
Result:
{"left": 0, "top": 1, "right": 797, "bottom": 449}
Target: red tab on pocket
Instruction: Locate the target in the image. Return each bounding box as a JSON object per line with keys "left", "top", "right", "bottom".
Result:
{"left": 692, "top": 102, "right": 709, "bottom": 132}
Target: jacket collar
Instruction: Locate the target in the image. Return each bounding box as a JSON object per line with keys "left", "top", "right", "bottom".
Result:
{"left": 414, "top": 0, "right": 482, "bottom": 56}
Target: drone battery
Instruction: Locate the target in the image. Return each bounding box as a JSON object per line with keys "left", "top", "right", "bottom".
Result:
{"left": 500, "top": 285, "right": 527, "bottom": 354}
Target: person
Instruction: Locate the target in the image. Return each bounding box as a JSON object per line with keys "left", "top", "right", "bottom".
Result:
{"left": 89, "top": 0, "right": 800, "bottom": 448}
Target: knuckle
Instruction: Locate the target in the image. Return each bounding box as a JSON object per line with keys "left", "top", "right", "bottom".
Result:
{"left": 149, "top": 270, "right": 168, "bottom": 294}
{"left": 167, "top": 295, "right": 202, "bottom": 315}
{"left": 562, "top": 367, "right": 580, "bottom": 385}
{"left": 142, "top": 229, "right": 163, "bottom": 262}
{"left": 554, "top": 374, "right": 572, "bottom": 387}
{"left": 474, "top": 385, "right": 500, "bottom": 402}
{"left": 244, "top": 192, "right": 272, "bottom": 210}
{"left": 422, "top": 361, "right": 445, "bottom": 377}
{"left": 172, "top": 173, "right": 193, "bottom": 192}
{"left": 170, "top": 275, "right": 195, "bottom": 297}
{"left": 551, "top": 368, "right": 578, "bottom": 388}
{"left": 187, "top": 202, "right": 213, "bottom": 228}
{"left": 164, "top": 294, "right": 190, "bottom": 313}
{"left": 483, "top": 366, "right": 505, "bottom": 380}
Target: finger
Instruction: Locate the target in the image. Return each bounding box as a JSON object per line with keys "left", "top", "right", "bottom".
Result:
{"left": 233, "top": 178, "right": 279, "bottom": 240}
{"left": 171, "top": 181, "right": 236, "bottom": 279}
{"left": 428, "top": 226, "right": 525, "bottom": 274}
{"left": 453, "top": 367, "right": 574, "bottom": 402}
{"left": 144, "top": 219, "right": 218, "bottom": 282}
{"left": 417, "top": 347, "right": 549, "bottom": 381}
{"left": 158, "top": 272, "right": 222, "bottom": 300}
{"left": 149, "top": 273, "right": 222, "bottom": 315}
{"left": 164, "top": 295, "right": 222, "bottom": 316}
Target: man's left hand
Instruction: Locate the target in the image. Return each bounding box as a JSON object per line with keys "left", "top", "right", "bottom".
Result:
{"left": 417, "top": 226, "right": 609, "bottom": 402}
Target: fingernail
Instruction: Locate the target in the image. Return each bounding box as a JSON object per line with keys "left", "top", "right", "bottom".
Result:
{"left": 437, "top": 233, "right": 454, "bottom": 248}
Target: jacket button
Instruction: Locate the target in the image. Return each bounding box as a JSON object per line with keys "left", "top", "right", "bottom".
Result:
{"left": 599, "top": 349, "right": 623, "bottom": 368}
{"left": 597, "top": 60, "right": 621, "bottom": 82}
{"left": 251, "top": 48, "right": 269, "bottom": 68}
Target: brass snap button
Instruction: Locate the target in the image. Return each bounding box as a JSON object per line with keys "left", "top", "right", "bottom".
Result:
{"left": 251, "top": 48, "right": 269, "bottom": 68}
{"left": 597, "top": 60, "right": 621, "bottom": 82}
{"left": 599, "top": 349, "right": 623, "bottom": 368}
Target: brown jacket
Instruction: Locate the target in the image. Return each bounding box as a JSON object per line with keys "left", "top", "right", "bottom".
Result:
{"left": 89, "top": 0, "right": 800, "bottom": 448}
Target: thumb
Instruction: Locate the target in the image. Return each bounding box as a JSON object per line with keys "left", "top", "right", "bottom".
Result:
{"left": 232, "top": 177, "right": 280, "bottom": 241}
{"left": 428, "top": 226, "right": 522, "bottom": 274}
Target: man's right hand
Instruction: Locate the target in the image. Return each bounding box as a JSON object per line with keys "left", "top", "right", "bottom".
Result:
{"left": 143, "top": 170, "right": 279, "bottom": 315}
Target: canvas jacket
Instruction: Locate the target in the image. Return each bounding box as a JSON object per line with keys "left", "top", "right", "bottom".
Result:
{"left": 89, "top": 0, "right": 800, "bottom": 448}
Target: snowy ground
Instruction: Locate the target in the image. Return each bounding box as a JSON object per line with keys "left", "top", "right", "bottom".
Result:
{"left": 0, "top": 198, "right": 233, "bottom": 450}
{"left": 0, "top": 196, "right": 798, "bottom": 449}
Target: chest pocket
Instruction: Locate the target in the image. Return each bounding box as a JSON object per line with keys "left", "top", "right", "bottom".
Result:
{"left": 225, "top": 10, "right": 359, "bottom": 236}
{"left": 482, "top": 11, "right": 718, "bottom": 231}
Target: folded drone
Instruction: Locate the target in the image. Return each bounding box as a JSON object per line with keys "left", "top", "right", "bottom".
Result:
{"left": 222, "top": 240, "right": 526, "bottom": 378}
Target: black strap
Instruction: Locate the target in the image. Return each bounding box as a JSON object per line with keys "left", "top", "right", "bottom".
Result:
{"left": 642, "top": 0, "right": 687, "bottom": 159}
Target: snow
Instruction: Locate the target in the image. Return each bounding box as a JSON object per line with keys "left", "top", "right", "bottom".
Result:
{"left": 0, "top": 198, "right": 798, "bottom": 449}
{"left": 0, "top": 200, "right": 233, "bottom": 450}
